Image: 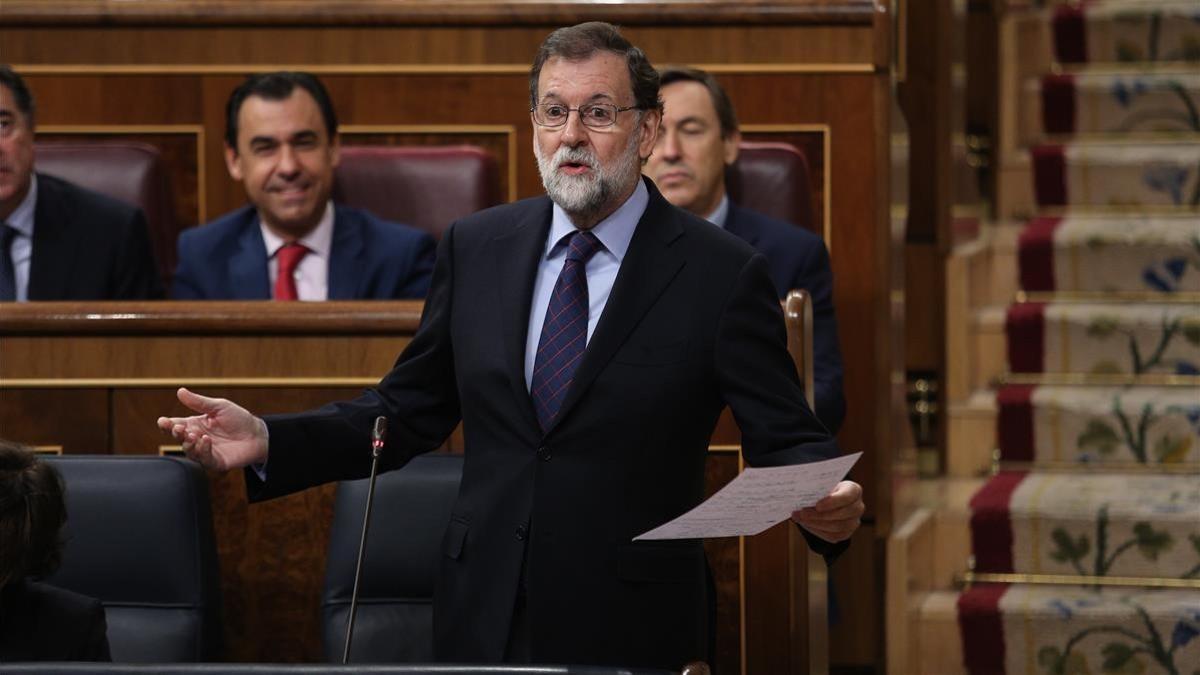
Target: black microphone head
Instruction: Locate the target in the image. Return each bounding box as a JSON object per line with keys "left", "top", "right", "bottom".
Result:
{"left": 372, "top": 416, "right": 387, "bottom": 444}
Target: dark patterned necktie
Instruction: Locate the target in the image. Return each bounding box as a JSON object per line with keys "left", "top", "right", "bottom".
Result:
{"left": 530, "top": 230, "right": 603, "bottom": 432}
{"left": 0, "top": 223, "right": 17, "bottom": 301}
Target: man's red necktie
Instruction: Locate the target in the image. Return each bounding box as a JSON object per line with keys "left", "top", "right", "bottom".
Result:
{"left": 274, "top": 242, "right": 309, "bottom": 301}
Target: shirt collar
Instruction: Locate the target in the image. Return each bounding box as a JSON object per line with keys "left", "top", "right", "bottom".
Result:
{"left": 259, "top": 200, "right": 335, "bottom": 260}
{"left": 545, "top": 178, "right": 649, "bottom": 262}
{"left": 6, "top": 173, "right": 37, "bottom": 236}
{"left": 702, "top": 193, "right": 731, "bottom": 230}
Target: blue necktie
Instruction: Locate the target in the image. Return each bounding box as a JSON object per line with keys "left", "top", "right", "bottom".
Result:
{"left": 531, "top": 230, "right": 603, "bottom": 432}
{"left": 0, "top": 223, "right": 17, "bottom": 301}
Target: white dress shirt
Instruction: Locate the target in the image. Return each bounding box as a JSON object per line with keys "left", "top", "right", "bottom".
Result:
{"left": 4, "top": 174, "right": 37, "bottom": 302}
{"left": 259, "top": 201, "right": 335, "bottom": 301}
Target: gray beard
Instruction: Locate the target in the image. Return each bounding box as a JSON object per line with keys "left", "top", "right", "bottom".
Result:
{"left": 534, "top": 131, "right": 643, "bottom": 225}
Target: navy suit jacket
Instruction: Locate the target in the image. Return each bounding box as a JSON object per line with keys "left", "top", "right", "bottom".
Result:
{"left": 725, "top": 202, "right": 846, "bottom": 433}
{"left": 171, "top": 204, "right": 435, "bottom": 300}
{"left": 248, "top": 179, "right": 844, "bottom": 669}
{"left": 25, "top": 173, "right": 164, "bottom": 300}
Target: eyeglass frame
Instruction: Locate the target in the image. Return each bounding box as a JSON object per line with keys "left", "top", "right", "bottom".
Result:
{"left": 530, "top": 102, "right": 641, "bottom": 130}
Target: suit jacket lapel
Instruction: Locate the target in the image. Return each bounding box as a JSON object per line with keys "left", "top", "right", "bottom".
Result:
{"left": 230, "top": 213, "right": 271, "bottom": 300}
{"left": 547, "top": 179, "right": 687, "bottom": 435}
{"left": 327, "top": 207, "right": 363, "bottom": 300}
{"left": 26, "top": 177, "right": 76, "bottom": 299}
{"left": 492, "top": 197, "right": 553, "bottom": 432}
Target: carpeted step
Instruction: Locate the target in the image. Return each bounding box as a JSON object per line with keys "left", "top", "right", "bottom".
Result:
{"left": 996, "top": 384, "right": 1200, "bottom": 466}
{"left": 1031, "top": 71, "right": 1200, "bottom": 139}
{"left": 1053, "top": 1, "right": 1200, "bottom": 65}
{"left": 1006, "top": 302, "right": 1200, "bottom": 375}
{"left": 1031, "top": 140, "right": 1200, "bottom": 209}
{"left": 958, "top": 583, "right": 1200, "bottom": 675}
{"left": 969, "top": 471, "right": 1200, "bottom": 579}
{"left": 1017, "top": 214, "right": 1200, "bottom": 293}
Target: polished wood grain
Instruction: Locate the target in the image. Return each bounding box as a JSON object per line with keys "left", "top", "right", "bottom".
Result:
{"left": 0, "top": 389, "right": 110, "bottom": 453}
{"left": 1, "top": 0, "right": 877, "bottom": 26}
{"left": 0, "top": 301, "right": 422, "bottom": 334}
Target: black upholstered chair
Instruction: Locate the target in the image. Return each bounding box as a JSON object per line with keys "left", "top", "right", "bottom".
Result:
{"left": 34, "top": 141, "right": 179, "bottom": 288}
{"left": 43, "top": 455, "right": 222, "bottom": 663}
{"left": 333, "top": 145, "right": 502, "bottom": 241}
{"left": 727, "top": 141, "right": 816, "bottom": 234}
{"left": 321, "top": 453, "right": 464, "bottom": 663}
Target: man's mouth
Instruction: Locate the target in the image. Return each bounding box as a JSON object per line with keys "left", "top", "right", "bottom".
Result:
{"left": 558, "top": 161, "right": 592, "bottom": 176}
{"left": 656, "top": 169, "right": 692, "bottom": 185}
{"left": 272, "top": 184, "right": 310, "bottom": 198}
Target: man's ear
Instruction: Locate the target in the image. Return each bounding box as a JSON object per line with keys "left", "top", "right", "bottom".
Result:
{"left": 224, "top": 144, "right": 243, "bottom": 181}
{"left": 723, "top": 129, "right": 742, "bottom": 166}
{"left": 638, "top": 108, "right": 663, "bottom": 160}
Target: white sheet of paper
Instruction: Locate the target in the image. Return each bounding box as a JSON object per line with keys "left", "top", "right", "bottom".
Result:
{"left": 634, "top": 452, "right": 862, "bottom": 540}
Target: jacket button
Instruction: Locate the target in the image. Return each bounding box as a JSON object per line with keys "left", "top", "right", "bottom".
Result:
{"left": 515, "top": 525, "right": 528, "bottom": 541}
{"left": 537, "top": 446, "right": 552, "bottom": 461}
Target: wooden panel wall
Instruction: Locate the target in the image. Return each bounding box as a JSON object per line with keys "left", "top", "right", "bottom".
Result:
{"left": 0, "top": 2, "right": 894, "bottom": 670}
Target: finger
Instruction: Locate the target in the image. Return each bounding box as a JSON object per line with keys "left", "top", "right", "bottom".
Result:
{"left": 813, "top": 481, "right": 863, "bottom": 511}
{"left": 176, "top": 387, "right": 223, "bottom": 415}
{"left": 183, "top": 432, "right": 209, "bottom": 466}
{"left": 197, "top": 434, "right": 220, "bottom": 471}
{"left": 795, "top": 501, "right": 864, "bottom": 523}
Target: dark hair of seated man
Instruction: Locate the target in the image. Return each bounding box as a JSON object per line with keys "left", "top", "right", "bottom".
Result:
{"left": 0, "top": 441, "right": 111, "bottom": 662}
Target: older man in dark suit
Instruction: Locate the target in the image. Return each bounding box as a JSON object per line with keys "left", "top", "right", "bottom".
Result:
{"left": 646, "top": 66, "right": 846, "bottom": 433}
{"left": 159, "top": 22, "right": 863, "bottom": 670}
{"left": 0, "top": 66, "right": 162, "bottom": 301}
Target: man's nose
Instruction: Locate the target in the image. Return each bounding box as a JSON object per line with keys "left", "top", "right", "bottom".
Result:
{"left": 277, "top": 146, "right": 301, "bottom": 175}
{"left": 659, "top": 130, "right": 682, "bottom": 160}
{"left": 559, "top": 110, "right": 589, "bottom": 147}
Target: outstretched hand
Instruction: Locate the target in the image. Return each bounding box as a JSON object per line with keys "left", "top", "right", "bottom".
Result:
{"left": 156, "top": 387, "right": 269, "bottom": 471}
{"left": 791, "top": 480, "right": 864, "bottom": 543}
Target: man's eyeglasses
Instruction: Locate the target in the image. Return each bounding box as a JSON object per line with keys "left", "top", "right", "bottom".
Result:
{"left": 531, "top": 103, "right": 639, "bottom": 129}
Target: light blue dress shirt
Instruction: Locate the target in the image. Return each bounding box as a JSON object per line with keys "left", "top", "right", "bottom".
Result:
{"left": 703, "top": 193, "right": 731, "bottom": 230}
{"left": 523, "top": 179, "right": 649, "bottom": 390}
{"left": 4, "top": 174, "right": 37, "bottom": 302}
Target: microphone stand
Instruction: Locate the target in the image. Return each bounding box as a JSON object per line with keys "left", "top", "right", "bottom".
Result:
{"left": 342, "top": 415, "right": 388, "bottom": 664}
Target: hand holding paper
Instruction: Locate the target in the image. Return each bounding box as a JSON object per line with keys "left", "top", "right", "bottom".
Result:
{"left": 635, "top": 452, "right": 862, "bottom": 541}
{"left": 791, "top": 479, "right": 865, "bottom": 543}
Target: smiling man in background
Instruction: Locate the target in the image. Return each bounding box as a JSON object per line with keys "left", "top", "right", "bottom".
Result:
{"left": 172, "top": 72, "right": 434, "bottom": 301}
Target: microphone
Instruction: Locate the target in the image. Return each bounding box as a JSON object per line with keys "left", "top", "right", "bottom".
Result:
{"left": 342, "top": 415, "right": 388, "bottom": 664}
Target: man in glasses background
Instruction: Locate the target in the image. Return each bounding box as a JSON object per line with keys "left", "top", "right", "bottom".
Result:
{"left": 160, "top": 21, "right": 863, "bottom": 669}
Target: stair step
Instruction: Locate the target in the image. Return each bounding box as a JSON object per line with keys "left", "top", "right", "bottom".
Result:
{"left": 913, "top": 584, "right": 1200, "bottom": 675}
{"left": 1024, "top": 71, "right": 1200, "bottom": 141}
{"left": 970, "top": 471, "right": 1200, "bottom": 579}
{"left": 1052, "top": 1, "right": 1200, "bottom": 66}
{"left": 1017, "top": 214, "right": 1200, "bottom": 293}
{"left": 1006, "top": 302, "right": 1200, "bottom": 376}
{"left": 1031, "top": 140, "right": 1200, "bottom": 209}
{"left": 997, "top": 384, "right": 1200, "bottom": 466}
{"left": 958, "top": 583, "right": 1200, "bottom": 675}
